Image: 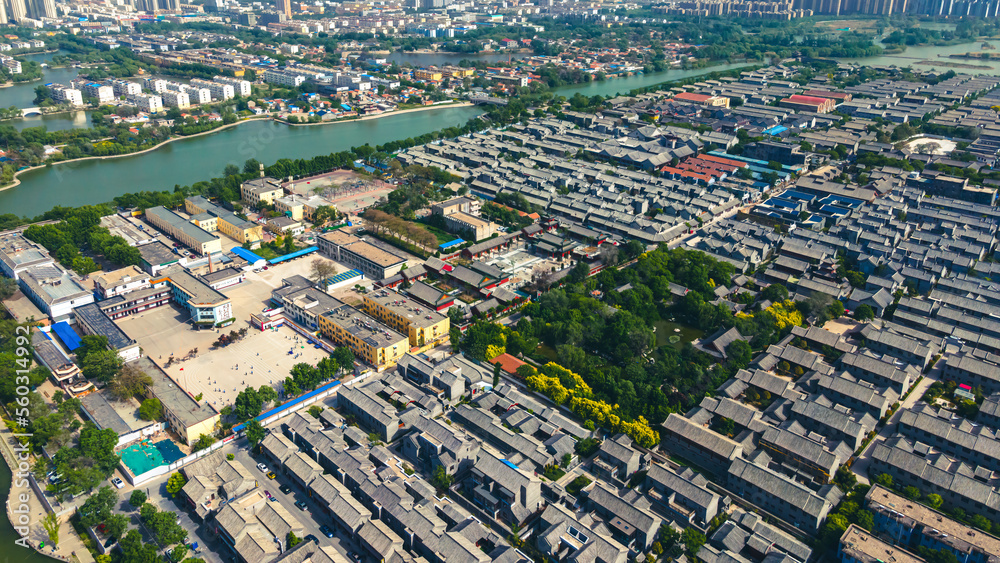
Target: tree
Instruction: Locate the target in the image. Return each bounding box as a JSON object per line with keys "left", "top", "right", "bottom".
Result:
{"left": 171, "top": 545, "right": 189, "bottom": 563}
{"left": 761, "top": 283, "right": 789, "bottom": 302}
{"left": 310, "top": 258, "right": 337, "bottom": 291}
{"left": 821, "top": 514, "right": 849, "bottom": 545}
{"left": 333, "top": 347, "right": 355, "bottom": 372}
{"left": 234, "top": 387, "right": 263, "bottom": 421}
{"left": 855, "top": 304, "right": 876, "bottom": 321}
{"left": 148, "top": 510, "right": 188, "bottom": 545}
{"left": 119, "top": 529, "right": 160, "bottom": 563}
{"left": 129, "top": 489, "right": 147, "bottom": 508}
{"left": 105, "top": 513, "right": 128, "bottom": 539}
{"left": 245, "top": 419, "right": 266, "bottom": 447}
{"left": 0, "top": 276, "right": 16, "bottom": 300}
{"left": 725, "top": 340, "right": 752, "bottom": 370}
{"left": 855, "top": 510, "right": 874, "bottom": 531}
{"left": 138, "top": 398, "right": 163, "bottom": 421}
{"left": 681, "top": 528, "right": 705, "bottom": 557}
{"left": 79, "top": 486, "right": 118, "bottom": 527}
{"left": 569, "top": 260, "right": 591, "bottom": 283}
{"left": 77, "top": 335, "right": 110, "bottom": 362}
{"left": 308, "top": 405, "right": 324, "bottom": 418}
{"left": 874, "top": 473, "right": 893, "bottom": 488}
{"left": 108, "top": 363, "right": 152, "bottom": 401}
{"left": 192, "top": 434, "right": 215, "bottom": 452}
{"left": 42, "top": 512, "right": 59, "bottom": 547}
{"left": 970, "top": 514, "right": 992, "bottom": 532}
{"left": 287, "top": 531, "right": 302, "bottom": 548}
{"left": 166, "top": 472, "right": 187, "bottom": 496}
{"left": 82, "top": 349, "right": 123, "bottom": 383}
{"left": 904, "top": 486, "right": 921, "bottom": 500}
{"left": 257, "top": 385, "right": 278, "bottom": 406}
{"left": 925, "top": 493, "right": 943, "bottom": 509}
{"left": 493, "top": 362, "right": 501, "bottom": 389}
{"left": 430, "top": 465, "right": 453, "bottom": 493}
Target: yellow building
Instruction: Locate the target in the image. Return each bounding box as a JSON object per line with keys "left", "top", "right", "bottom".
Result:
{"left": 186, "top": 196, "right": 264, "bottom": 245}
{"left": 362, "top": 288, "right": 449, "bottom": 349}
{"left": 240, "top": 177, "right": 285, "bottom": 207}
{"left": 138, "top": 357, "right": 220, "bottom": 447}
{"left": 274, "top": 194, "right": 332, "bottom": 222}
{"left": 413, "top": 69, "right": 443, "bottom": 81}
{"left": 318, "top": 304, "right": 408, "bottom": 371}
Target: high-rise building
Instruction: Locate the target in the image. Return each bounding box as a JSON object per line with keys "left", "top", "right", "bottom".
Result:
{"left": 275, "top": 0, "right": 291, "bottom": 19}
{"left": 28, "top": 0, "right": 55, "bottom": 19}
{"left": 0, "top": 1, "right": 7, "bottom": 25}
{"left": 160, "top": 0, "right": 179, "bottom": 10}
{"left": 6, "top": 0, "right": 27, "bottom": 22}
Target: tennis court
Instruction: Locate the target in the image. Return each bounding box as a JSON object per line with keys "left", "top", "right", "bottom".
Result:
{"left": 120, "top": 439, "right": 185, "bottom": 476}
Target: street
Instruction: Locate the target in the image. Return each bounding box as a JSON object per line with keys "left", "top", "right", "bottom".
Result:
{"left": 849, "top": 358, "right": 940, "bottom": 484}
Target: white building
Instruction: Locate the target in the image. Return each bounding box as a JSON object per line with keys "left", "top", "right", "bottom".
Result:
{"left": 142, "top": 77, "right": 168, "bottom": 93}
{"left": 50, "top": 84, "right": 84, "bottom": 106}
{"left": 74, "top": 81, "right": 115, "bottom": 104}
{"left": 189, "top": 78, "right": 235, "bottom": 100}
{"left": 162, "top": 90, "right": 190, "bottom": 109}
{"left": 1, "top": 56, "right": 21, "bottom": 74}
{"left": 182, "top": 86, "right": 212, "bottom": 104}
{"left": 212, "top": 75, "right": 252, "bottom": 97}
{"left": 126, "top": 92, "right": 163, "bottom": 113}
{"left": 108, "top": 79, "right": 142, "bottom": 97}
{"left": 263, "top": 69, "right": 306, "bottom": 87}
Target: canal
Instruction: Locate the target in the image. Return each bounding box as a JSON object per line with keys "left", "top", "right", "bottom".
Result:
{"left": 0, "top": 461, "right": 55, "bottom": 563}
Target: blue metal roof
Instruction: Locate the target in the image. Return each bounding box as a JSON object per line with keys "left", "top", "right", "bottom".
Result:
{"left": 268, "top": 246, "right": 318, "bottom": 265}
{"left": 52, "top": 322, "right": 81, "bottom": 351}
{"left": 232, "top": 247, "right": 265, "bottom": 264}
{"left": 439, "top": 238, "right": 465, "bottom": 249}
{"left": 234, "top": 378, "right": 341, "bottom": 434}
{"left": 763, "top": 125, "right": 788, "bottom": 136}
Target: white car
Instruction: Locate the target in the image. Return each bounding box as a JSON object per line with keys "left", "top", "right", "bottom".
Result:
{"left": 111, "top": 477, "right": 125, "bottom": 489}
{"left": 257, "top": 463, "right": 269, "bottom": 473}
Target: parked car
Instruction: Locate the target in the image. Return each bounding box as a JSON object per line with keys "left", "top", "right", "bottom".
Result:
{"left": 267, "top": 472, "right": 277, "bottom": 480}
{"left": 319, "top": 525, "right": 334, "bottom": 538}
{"left": 257, "top": 463, "right": 268, "bottom": 473}
{"left": 305, "top": 534, "right": 319, "bottom": 545}
{"left": 111, "top": 477, "right": 125, "bottom": 489}
{"left": 279, "top": 485, "right": 292, "bottom": 494}
{"left": 294, "top": 500, "right": 307, "bottom": 511}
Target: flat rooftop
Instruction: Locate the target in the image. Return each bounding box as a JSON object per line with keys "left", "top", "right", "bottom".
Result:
{"left": 321, "top": 231, "right": 407, "bottom": 268}
{"left": 159, "top": 266, "right": 229, "bottom": 306}
{"left": 20, "top": 264, "right": 91, "bottom": 305}
{"left": 74, "top": 303, "right": 137, "bottom": 351}
{"left": 136, "top": 356, "right": 217, "bottom": 428}
{"left": 867, "top": 485, "right": 1000, "bottom": 557}
{"left": 80, "top": 390, "right": 134, "bottom": 436}
{"left": 146, "top": 207, "right": 219, "bottom": 245}
{"left": 839, "top": 525, "right": 923, "bottom": 563}
{"left": 322, "top": 304, "right": 408, "bottom": 349}
{"left": 139, "top": 240, "right": 182, "bottom": 268}
{"left": 0, "top": 230, "right": 51, "bottom": 274}
{"left": 367, "top": 289, "right": 446, "bottom": 328}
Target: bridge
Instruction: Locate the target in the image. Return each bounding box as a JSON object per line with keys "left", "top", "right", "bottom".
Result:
{"left": 21, "top": 107, "right": 42, "bottom": 117}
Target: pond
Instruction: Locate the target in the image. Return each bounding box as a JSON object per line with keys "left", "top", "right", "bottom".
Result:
{"left": 653, "top": 319, "right": 704, "bottom": 350}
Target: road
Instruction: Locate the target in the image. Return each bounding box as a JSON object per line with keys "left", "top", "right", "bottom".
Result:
{"left": 232, "top": 443, "right": 367, "bottom": 562}
{"left": 849, "top": 358, "right": 941, "bottom": 484}
{"left": 110, "top": 436, "right": 366, "bottom": 563}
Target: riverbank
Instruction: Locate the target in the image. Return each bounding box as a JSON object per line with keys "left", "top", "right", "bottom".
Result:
{"left": 0, "top": 102, "right": 476, "bottom": 193}
{"left": 279, "top": 101, "right": 473, "bottom": 127}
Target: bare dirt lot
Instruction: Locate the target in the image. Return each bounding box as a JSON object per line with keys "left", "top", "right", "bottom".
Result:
{"left": 284, "top": 169, "right": 395, "bottom": 215}
{"left": 165, "top": 325, "right": 330, "bottom": 410}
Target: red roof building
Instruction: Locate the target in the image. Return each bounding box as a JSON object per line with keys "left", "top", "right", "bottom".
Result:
{"left": 779, "top": 94, "right": 836, "bottom": 114}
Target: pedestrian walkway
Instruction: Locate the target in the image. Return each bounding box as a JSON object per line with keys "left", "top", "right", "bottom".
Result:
{"left": 0, "top": 424, "right": 94, "bottom": 563}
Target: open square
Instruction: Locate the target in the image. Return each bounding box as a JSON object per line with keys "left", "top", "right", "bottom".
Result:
{"left": 163, "top": 324, "right": 332, "bottom": 410}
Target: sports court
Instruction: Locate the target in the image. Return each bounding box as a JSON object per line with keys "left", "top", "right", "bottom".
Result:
{"left": 120, "top": 439, "right": 185, "bottom": 476}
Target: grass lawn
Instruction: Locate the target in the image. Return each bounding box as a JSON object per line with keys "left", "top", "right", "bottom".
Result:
{"left": 255, "top": 246, "right": 281, "bottom": 260}
{"left": 418, "top": 222, "right": 457, "bottom": 245}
